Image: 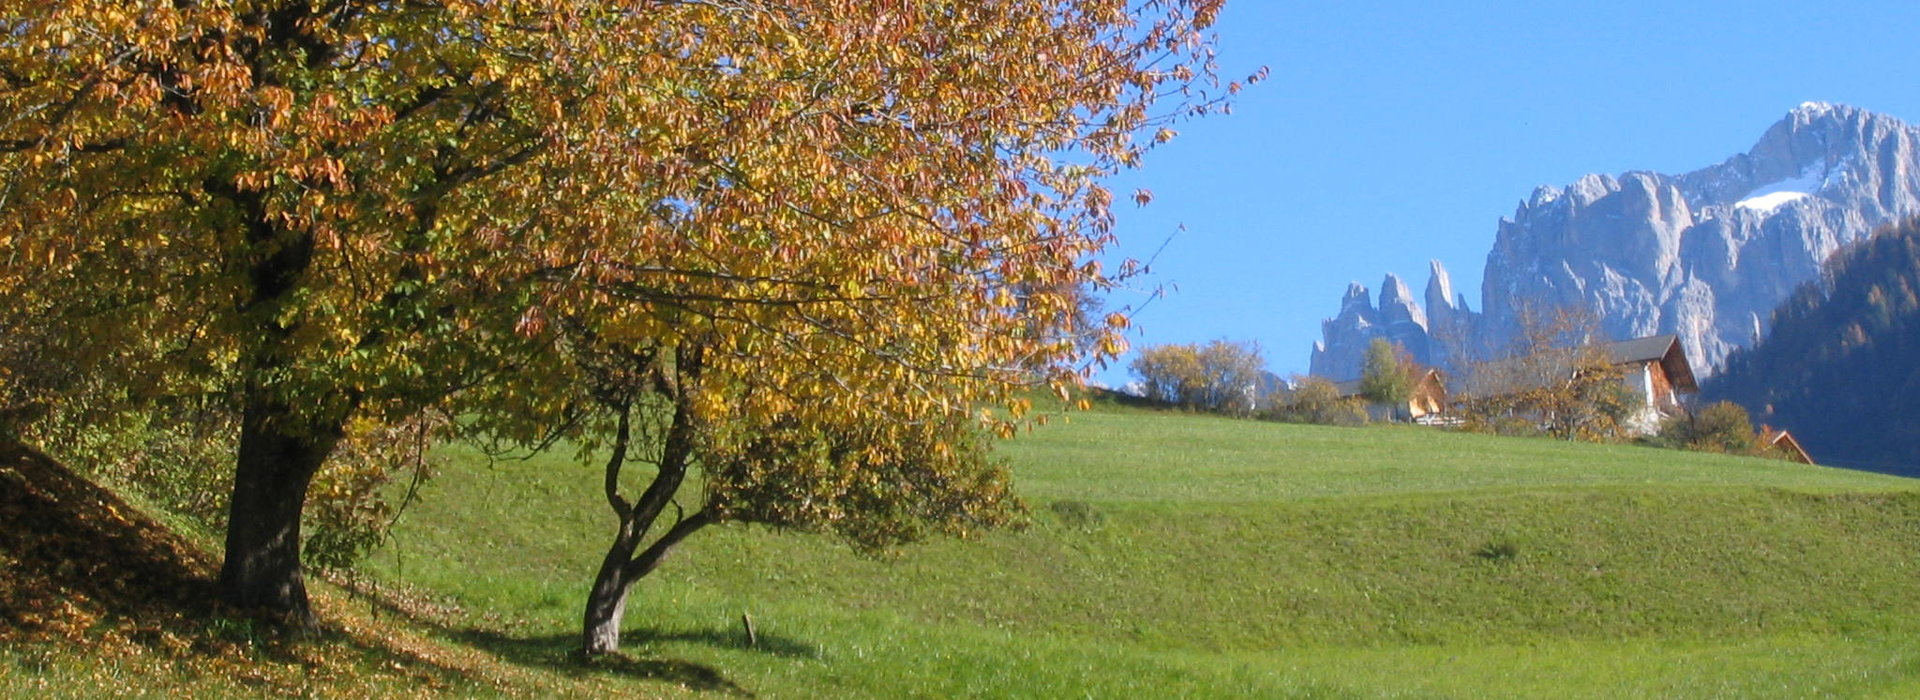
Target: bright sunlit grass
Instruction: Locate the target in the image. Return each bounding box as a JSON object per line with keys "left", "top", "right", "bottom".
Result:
{"left": 339, "top": 406, "right": 1920, "bottom": 698}
{"left": 13, "top": 404, "right": 1917, "bottom": 698}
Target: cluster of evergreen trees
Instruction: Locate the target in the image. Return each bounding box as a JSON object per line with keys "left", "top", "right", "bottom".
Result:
{"left": 1705, "top": 217, "right": 1920, "bottom": 475}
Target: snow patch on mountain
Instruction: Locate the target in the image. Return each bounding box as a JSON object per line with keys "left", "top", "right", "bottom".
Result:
{"left": 1735, "top": 162, "right": 1825, "bottom": 214}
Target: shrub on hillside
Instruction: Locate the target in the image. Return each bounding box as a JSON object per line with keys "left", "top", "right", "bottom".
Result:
{"left": 1047, "top": 500, "right": 1105, "bottom": 530}
{"left": 1454, "top": 410, "right": 1546, "bottom": 438}
{"left": 1651, "top": 401, "right": 1766, "bottom": 455}
{"left": 1265, "top": 376, "right": 1369, "bottom": 427}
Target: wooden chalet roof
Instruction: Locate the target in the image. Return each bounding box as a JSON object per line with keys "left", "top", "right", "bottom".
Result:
{"left": 1762, "top": 427, "right": 1816, "bottom": 465}
{"left": 1601, "top": 334, "right": 1698, "bottom": 392}
{"left": 1461, "top": 334, "right": 1700, "bottom": 397}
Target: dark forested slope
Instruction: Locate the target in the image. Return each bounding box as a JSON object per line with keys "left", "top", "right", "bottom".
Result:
{"left": 1705, "top": 217, "right": 1920, "bottom": 475}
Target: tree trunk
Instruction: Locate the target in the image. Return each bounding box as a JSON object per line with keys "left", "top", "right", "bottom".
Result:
{"left": 581, "top": 521, "right": 644, "bottom": 656}
{"left": 207, "top": 172, "right": 347, "bottom": 631}
{"left": 578, "top": 509, "right": 715, "bottom": 657}
{"left": 217, "top": 391, "right": 342, "bottom": 632}
{"left": 578, "top": 346, "right": 713, "bottom": 659}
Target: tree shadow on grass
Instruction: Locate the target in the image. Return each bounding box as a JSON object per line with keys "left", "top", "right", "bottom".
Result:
{"left": 625, "top": 624, "right": 823, "bottom": 660}
{"left": 452, "top": 626, "right": 822, "bottom": 697}
{"left": 338, "top": 575, "right": 818, "bottom": 696}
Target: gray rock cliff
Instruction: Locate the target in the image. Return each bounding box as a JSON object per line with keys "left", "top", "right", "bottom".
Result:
{"left": 1310, "top": 103, "right": 1920, "bottom": 380}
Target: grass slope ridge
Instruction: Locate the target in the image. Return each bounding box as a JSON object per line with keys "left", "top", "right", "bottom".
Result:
{"left": 365, "top": 410, "right": 1920, "bottom": 698}
{"left": 0, "top": 439, "right": 633, "bottom": 699}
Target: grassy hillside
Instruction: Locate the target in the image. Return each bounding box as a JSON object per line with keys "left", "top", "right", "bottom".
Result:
{"left": 357, "top": 410, "right": 1920, "bottom": 698}
{"left": 10, "top": 408, "right": 1920, "bottom": 698}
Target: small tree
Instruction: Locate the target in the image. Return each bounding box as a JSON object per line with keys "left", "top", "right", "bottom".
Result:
{"left": 1129, "top": 340, "right": 1266, "bottom": 416}
{"left": 1130, "top": 343, "right": 1199, "bottom": 407}
{"left": 1656, "top": 401, "right": 1763, "bottom": 454}
{"left": 518, "top": 334, "right": 1021, "bottom": 656}
{"left": 1457, "top": 306, "right": 1631, "bottom": 441}
{"left": 1358, "top": 339, "right": 1415, "bottom": 420}
{"left": 1547, "top": 343, "right": 1634, "bottom": 441}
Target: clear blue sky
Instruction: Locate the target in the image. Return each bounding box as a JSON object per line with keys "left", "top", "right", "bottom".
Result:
{"left": 1094, "top": 0, "right": 1920, "bottom": 387}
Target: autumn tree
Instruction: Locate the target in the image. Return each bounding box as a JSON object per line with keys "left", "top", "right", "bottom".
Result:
{"left": 1458, "top": 306, "right": 1632, "bottom": 441}
{"left": 528, "top": 330, "right": 1021, "bottom": 655}
{"left": 1129, "top": 339, "right": 1266, "bottom": 416}
{"left": 1654, "top": 401, "right": 1762, "bottom": 454}
{"left": 0, "top": 0, "right": 1244, "bottom": 633}
{"left": 1358, "top": 338, "right": 1414, "bottom": 417}
{"left": 487, "top": 0, "right": 1238, "bottom": 654}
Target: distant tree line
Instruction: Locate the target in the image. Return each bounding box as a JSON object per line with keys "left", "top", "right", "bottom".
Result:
{"left": 1124, "top": 303, "right": 1810, "bottom": 465}
{"left": 1126, "top": 337, "right": 1417, "bottom": 427}
{"left": 1446, "top": 305, "right": 1794, "bottom": 458}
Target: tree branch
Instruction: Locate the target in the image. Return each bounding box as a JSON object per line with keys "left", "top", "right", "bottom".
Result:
{"left": 621, "top": 508, "right": 716, "bottom": 582}
{"left": 603, "top": 401, "right": 634, "bottom": 519}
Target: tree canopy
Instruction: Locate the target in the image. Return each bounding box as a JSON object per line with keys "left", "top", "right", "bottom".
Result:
{"left": 1358, "top": 338, "right": 1414, "bottom": 409}
{"left": 1457, "top": 306, "right": 1631, "bottom": 441}
{"left": 1128, "top": 339, "right": 1266, "bottom": 416}
{"left": 0, "top": 0, "right": 1244, "bottom": 630}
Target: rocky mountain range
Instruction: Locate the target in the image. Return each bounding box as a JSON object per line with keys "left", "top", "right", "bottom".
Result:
{"left": 1310, "top": 102, "right": 1920, "bottom": 381}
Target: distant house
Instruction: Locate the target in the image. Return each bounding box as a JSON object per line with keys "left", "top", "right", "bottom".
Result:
{"left": 1603, "top": 335, "right": 1699, "bottom": 433}
{"left": 1461, "top": 334, "right": 1699, "bottom": 436}
{"left": 1760, "top": 426, "right": 1816, "bottom": 465}
{"left": 1335, "top": 368, "right": 1449, "bottom": 423}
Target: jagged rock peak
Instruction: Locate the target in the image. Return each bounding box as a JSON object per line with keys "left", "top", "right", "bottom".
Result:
{"left": 1789, "top": 100, "right": 1856, "bottom": 121}
{"left": 1340, "top": 281, "right": 1372, "bottom": 312}
{"left": 1528, "top": 184, "right": 1563, "bottom": 209}
{"left": 1378, "top": 272, "right": 1426, "bottom": 329}
{"left": 1794, "top": 100, "right": 1837, "bottom": 114}
{"left": 1378, "top": 273, "right": 1413, "bottom": 306}
{"left": 1568, "top": 172, "right": 1617, "bottom": 206}
{"left": 1772, "top": 102, "right": 1891, "bottom": 140}
{"left": 1424, "top": 259, "right": 1455, "bottom": 312}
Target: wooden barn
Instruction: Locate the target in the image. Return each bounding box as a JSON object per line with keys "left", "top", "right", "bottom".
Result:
{"left": 1760, "top": 426, "right": 1816, "bottom": 465}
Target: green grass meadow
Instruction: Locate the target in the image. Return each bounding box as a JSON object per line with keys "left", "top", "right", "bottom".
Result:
{"left": 346, "top": 409, "right": 1920, "bottom": 698}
